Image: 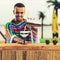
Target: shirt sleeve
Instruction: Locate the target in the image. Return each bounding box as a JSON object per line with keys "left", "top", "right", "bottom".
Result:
{"left": 5, "top": 23, "right": 13, "bottom": 43}
{"left": 10, "top": 35, "right": 17, "bottom": 43}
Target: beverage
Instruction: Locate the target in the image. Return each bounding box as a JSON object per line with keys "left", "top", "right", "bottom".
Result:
{"left": 20, "top": 31, "right": 30, "bottom": 44}
{"left": 20, "top": 31, "right": 30, "bottom": 38}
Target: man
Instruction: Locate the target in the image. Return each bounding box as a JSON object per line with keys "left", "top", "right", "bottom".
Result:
{"left": 5, "top": 3, "right": 37, "bottom": 44}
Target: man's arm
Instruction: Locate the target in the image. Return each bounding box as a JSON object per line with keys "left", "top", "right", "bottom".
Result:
{"left": 11, "top": 36, "right": 31, "bottom": 44}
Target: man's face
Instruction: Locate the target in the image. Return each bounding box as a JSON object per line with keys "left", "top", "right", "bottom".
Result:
{"left": 13, "top": 7, "right": 25, "bottom": 21}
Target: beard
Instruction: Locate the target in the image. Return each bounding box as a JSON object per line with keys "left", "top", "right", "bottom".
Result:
{"left": 16, "top": 16, "right": 23, "bottom": 21}
{"left": 15, "top": 18, "right": 24, "bottom": 24}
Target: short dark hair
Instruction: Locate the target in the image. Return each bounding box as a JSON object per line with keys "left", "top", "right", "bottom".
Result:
{"left": 14, "top": 3, "right": 25, "bottom": 8}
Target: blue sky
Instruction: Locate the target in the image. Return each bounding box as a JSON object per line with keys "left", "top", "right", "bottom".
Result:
{"left": 0, "top": 0, "right": 60, "bottom": 24}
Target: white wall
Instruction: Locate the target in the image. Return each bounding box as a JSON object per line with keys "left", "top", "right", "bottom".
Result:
{"left": 0, "top": 0, "right": 53, "bottom": 24}
{"left": 0, "top": 0, "right": 60, "bottom": 42}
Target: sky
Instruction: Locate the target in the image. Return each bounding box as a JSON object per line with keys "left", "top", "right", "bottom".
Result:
{"left": 0, "top": 0, "right": 60, "bottom": 24}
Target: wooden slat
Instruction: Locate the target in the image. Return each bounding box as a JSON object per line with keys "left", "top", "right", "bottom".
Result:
{"left": 47, "top": 51, "right": 53, "bottom": 60}
{"left": 54, "top": 51, "right": 60, "bottom": 60}
{"left": 11, "top": 50, "right": 16, "bottom": 60}
{"left": 0, "top": 51, "right": 2, "bottom": 60}
{"left": 16, "top": 50, "right": 23, "bottom": 60}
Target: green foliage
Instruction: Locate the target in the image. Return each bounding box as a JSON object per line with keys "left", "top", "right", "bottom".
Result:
{"left": 39, "top": 38, "right": 60, "bottom": 43}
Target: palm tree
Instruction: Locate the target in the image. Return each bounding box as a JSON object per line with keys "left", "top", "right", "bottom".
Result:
{"left": 47, "top": 0, "right": 60, "bottom": 16}
{"left": 47, "top": 0, "right": 60, "bottom": 38}
{"left": 38, "top": 11, "right": 45, "bottom": 38}
{"left": 0, "top": 31, "right": 6, "bottom": 43}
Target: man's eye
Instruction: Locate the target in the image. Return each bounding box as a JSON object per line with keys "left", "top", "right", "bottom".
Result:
{"left": 16, "top": 12, "right": 23, "bottom": 14}
{"left": 16, "top": 12, "right": 19, "bottom": 14}
{"left": 21, "top": 12, "right": 23, "bottom": 14}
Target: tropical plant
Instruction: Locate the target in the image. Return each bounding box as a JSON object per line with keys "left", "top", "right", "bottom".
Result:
{"left": 47, "top": 0, "right": 60, "bottom": 15}
{"left": 38, "top": 11, "right": 45, "bottom": 38}
{"left": 47, "top": 0, "right": 60, "bottom": 38}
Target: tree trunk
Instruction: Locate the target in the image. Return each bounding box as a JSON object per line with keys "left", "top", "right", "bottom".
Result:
{"left": 41, "top": 19, "right": 43, "bottom": 38}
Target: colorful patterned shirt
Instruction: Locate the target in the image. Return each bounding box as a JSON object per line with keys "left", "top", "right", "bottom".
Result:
{"left": 5, "top": 19, "right": 37, "bottom": 43}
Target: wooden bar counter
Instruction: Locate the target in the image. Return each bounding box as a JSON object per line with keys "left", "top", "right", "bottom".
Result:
{"left": 0, "top": 43, "right": 60, "bottom": 60}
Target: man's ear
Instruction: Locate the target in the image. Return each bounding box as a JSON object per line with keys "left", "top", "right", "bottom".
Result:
{"left": 13, "top": 10, "right": 15, "bottom": 14}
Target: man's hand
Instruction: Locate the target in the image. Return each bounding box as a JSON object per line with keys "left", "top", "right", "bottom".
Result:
{"left": 13, "top": 37, "right": 24, "bottom": 44}
{"left": 12, "top": 37, "right": 32, "bottom": 44}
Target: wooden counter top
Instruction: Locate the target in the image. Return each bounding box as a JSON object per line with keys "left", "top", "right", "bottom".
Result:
{"left": 0, "top": 43, "right": 60, "bottom": 50}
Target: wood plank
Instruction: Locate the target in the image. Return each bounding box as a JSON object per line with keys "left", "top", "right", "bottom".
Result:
{"left": 16, "top": 50, "right": 23, "bottom": 60}
{"left": 0, "top": 51, "right": 2, "bottom": 60}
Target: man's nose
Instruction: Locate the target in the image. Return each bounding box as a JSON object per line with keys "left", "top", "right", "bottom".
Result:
{"left": 18, "top": 13, "right": 21, "bottom": 16}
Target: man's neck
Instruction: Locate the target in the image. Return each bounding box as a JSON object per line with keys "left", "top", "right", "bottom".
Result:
{"left": 12, "top": 19, "right": 25, "bottom": 24}
{"left": 16, "top": 19, "right": 24, "bottom": 23}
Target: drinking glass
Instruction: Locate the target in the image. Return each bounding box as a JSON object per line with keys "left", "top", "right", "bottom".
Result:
{"left": 20, "top": 31, "right": 30, "bottom": 44}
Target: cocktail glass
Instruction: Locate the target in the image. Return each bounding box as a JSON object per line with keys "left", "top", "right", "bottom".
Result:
{"left": 20, "top": 31, "right": 30, "bottom": 44}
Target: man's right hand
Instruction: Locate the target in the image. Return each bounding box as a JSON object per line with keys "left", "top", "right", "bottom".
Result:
{"left": 13, "top": 37, "right": 24, "bottom": 44}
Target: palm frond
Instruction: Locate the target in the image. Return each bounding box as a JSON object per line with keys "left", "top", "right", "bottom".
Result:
{"left": 47, "top": 1, "right": 54, "bottom": 3}
{"left": 47, "top": 0, "right": 60, "bottom": 8}
{"left": 48, "top": 4, "right": 53, "bottom": 7}
{"left": 55, "top": 0, "right": 57, "bottom": 2}
{"left": 39, "top": 12, "right": 45, "bottom": 20}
